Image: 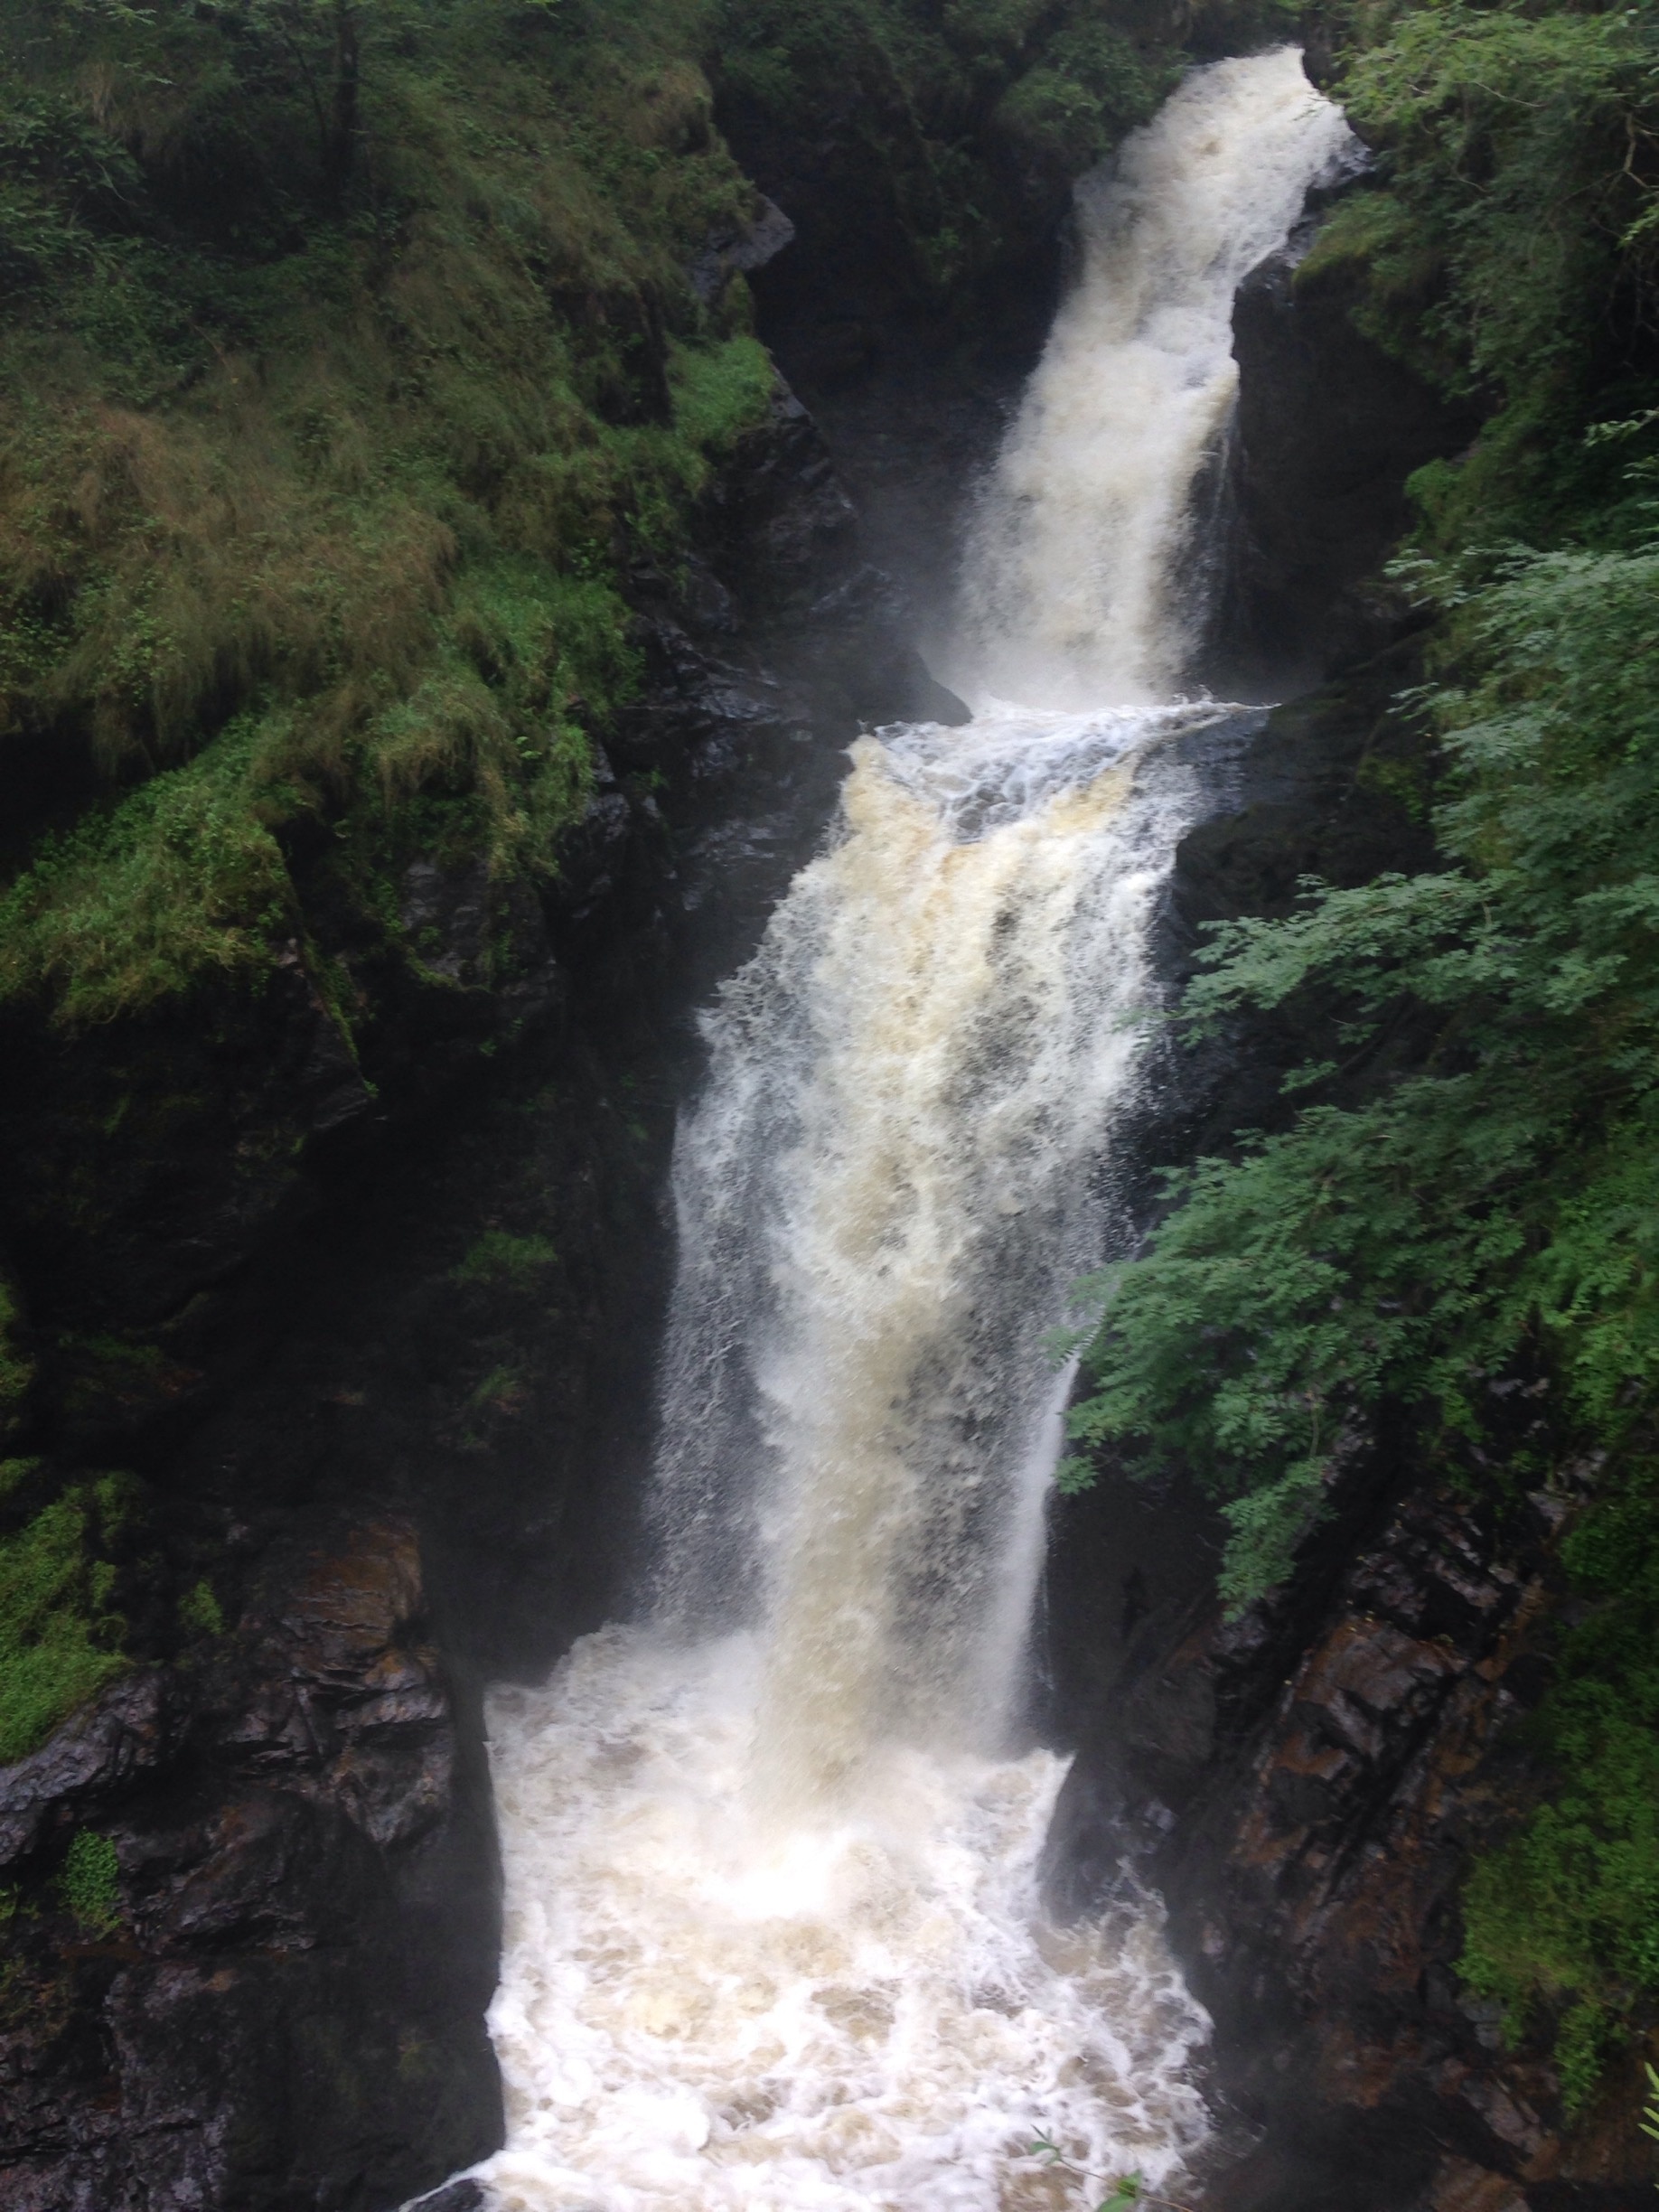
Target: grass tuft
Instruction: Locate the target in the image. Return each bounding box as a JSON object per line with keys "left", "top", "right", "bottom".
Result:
{"left": 0, "top": 1468, "right": 129, "bottom": 1766}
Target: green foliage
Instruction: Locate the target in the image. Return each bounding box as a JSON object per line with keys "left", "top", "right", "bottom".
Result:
{"left": 453, "top": 1227, "right": 558, "bottom": 1286}
{"left": 1459, "top": 1462, "right": 1659, "bottom": 2110}
{"left": 993, "top": 21, "right": 1177, "bottom": 181}
{"left": 710, "top": 0, "right": 1182, "bottom": 301}
{"left": 1337, "top": 6, "right": 1659, "bottom": 389}
{"left": 0, "top": 715, "right": 296, "bottom": 1024}
{"left": 0, "top": 1467, "right": 132, "bottom": 1765}
{"left": 56, "top": 1827, "right": 121, "bottom": 1934}
{"left": 670, "top": 332, "right": 774, "bottom": 455}
{"left": 177, "top": 1578, "right": 224, "bottom": 1638}
{"left": 1314, "top": 0, "right": 1659, "bottom": 539}
{"left": 1071, "top": 534, "right": 1659, "bottom": 1600}
{"left": 0, "top": 0, "right": 776, "bottom": 1026}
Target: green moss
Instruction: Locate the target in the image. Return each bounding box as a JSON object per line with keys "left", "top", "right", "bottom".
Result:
{"left": 0, "top": 713, "right": 296, "bottom": 1026}
{"left": 178, "top": 1578, "right": 224, "bottom": 1639}
{"left": 453, "top": 1229, "right": 558, "bottom": 1287}
{"left": 0, "top": 1477, "right": 129, "bottom": 1765}
{"left": 670, "top": 333, "right": 774, "bottom": 455}
{"left": 56, "top": 1828, "right": 120, "bottom": 1935}
{"left": 0, "top": 0, "right": 787, "bottom": 1026}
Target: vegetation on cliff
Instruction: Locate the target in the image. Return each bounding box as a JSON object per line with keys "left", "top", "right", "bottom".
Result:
{"left": 1071, "top": 539, "right": 1659, "bottom": 1601}
{"left": 1068, "top": 0, "right": 1659, "bottom": 2109}
{"left": 0, "top": 1460, "right": 138, "bottom": 1763}
{"left": 711, "top": 0, "right": 1186, "bottom": 296}
{"left": 0, "top": 0, "right": 790, "bottom": 1759}
{"left": 0, "top": 0, "right": 783, "bottom": 1035}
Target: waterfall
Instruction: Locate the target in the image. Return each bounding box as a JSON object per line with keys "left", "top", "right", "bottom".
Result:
{"left": 473, "top": 50, "right": 1356, "bottom": 2212}
{"left": 954, "top": 46, "right": 1358, "bottom": 708}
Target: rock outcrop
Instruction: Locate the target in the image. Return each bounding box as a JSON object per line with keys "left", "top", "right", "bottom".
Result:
{"left": 1049, "top": 1457, "right": 1655, "bottom": 2212}
{"left": 1204, "top": 229, "right": 1485, "bottom": 695}
{"left": 0, "top": 1521, "right": 498, "bottom": 2212}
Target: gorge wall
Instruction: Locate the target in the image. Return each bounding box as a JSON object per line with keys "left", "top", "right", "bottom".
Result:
{"left": 1041, "top": 644, "right": 1659, "bottom": 2212}
{"left": 0, "top": 366, "right": 944, "bottom": 2208}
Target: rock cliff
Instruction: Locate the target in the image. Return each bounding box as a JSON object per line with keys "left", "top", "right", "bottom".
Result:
{"left": 0, "top": 380, "right": 928, "bottom": 2212}
{"left": 1042, "top": 646, "right": 1653, "bottom": 2212}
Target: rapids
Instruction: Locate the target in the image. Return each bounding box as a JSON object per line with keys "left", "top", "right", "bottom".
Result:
{"left": 468, "top": 48, "right": 1359, "bottom": 2212}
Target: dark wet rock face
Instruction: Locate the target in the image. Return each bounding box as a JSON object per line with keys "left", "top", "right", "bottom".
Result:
{"left": 0, "top": 1522, "right": 499, "bottom": 2212}
{"left": 1049, "top": 1470, "right": 1654, "bottom": 2212}
{"left": 1204, "top": 236, "right": 1485, "bottom": 696}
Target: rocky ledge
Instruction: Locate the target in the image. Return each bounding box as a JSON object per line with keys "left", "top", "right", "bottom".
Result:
{"left": 1050, "top": 1456, "right": 1654, "bottom": 2212}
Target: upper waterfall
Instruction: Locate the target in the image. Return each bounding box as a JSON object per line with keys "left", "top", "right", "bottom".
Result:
{"left": 954, "top": 46, "right": 1358, "bottom": 708}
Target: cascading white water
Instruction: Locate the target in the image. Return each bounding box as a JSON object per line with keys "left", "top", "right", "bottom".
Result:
{"left": 472, "top": 50, "right": 1357, "bottom": 2212}
{"left": 953, "top": 45, "right": 1359, "bottom": 708}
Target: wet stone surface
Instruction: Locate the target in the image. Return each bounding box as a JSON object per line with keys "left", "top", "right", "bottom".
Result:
{"left": 0, "top": 1521, "right": 500, "bottom": 2212}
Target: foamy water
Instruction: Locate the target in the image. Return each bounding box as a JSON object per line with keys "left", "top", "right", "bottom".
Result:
{"left": 955, "top": 47, "right": 1359, "bottom": 707}
{"left": 482, "top": 1634, "right": 1206, "bottom": 2212}
{"left": 655, "top": 702, "right": 1215, "bottom": 1814}
{"left": 464, "top": 50, "right": 1356, "bottom": 2212}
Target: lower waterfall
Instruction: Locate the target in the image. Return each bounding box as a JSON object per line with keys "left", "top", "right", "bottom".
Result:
{"left": 473, "top": 48, "right": 1357, "bottom": 2212}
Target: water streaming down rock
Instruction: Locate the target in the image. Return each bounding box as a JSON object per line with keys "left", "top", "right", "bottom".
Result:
{"left": 474, "top": 51, "right": 1358, "bottom": 2212}
{"left": 953, "top": 46, "right": 1359, "bottom": 709}
{"left": 655, "top": 702, "right": 1223, "bottom": 1814}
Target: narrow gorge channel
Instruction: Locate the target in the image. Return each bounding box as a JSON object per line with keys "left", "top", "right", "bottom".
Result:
{"left": 471, "top": 52, "right": 1356, "bottom": 2212}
